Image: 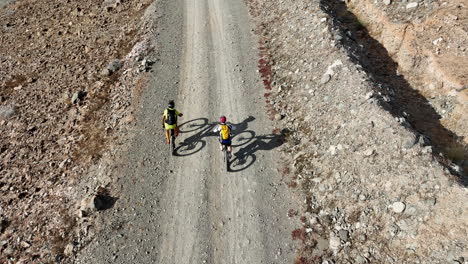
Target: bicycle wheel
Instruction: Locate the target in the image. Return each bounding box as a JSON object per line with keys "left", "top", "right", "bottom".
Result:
{"left": 169, "top": 130, "right": 176, "bottom": 156}
{"left": 224, "top": 148, "right": 229, "bottom": 172}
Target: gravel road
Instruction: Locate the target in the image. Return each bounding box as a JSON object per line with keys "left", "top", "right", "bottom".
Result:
{"left": 75, "top": 0, "right": 297, "bottom": 263}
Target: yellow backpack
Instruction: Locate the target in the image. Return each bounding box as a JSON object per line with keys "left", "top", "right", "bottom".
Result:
{"left": 220, "top": 124, "right": 230, "bottom": 140}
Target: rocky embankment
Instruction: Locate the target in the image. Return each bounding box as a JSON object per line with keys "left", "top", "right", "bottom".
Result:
{"left": 245, "top": 0, "right": 467, "bottom": 263}
{"left": 0, "top": 0, "right": 155, "bottom": 262}
{"left": 345, "top": 0, "right": 467, "bottom": 178}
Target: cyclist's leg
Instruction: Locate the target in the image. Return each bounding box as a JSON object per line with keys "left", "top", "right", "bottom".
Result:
{"left": 227, "top": 142, "right": 233, "bottom": 158}
{"left": 175, "top": 125, "right": 179, "bottom": 137}
{"left": 165, "top": 129, "right": 170, "bottom": 144}
{"left": 219, "top": 137, "right": 224, "bottom": 151}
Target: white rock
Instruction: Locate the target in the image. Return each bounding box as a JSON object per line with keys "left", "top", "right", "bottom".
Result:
{"left": 406, "top": 2, "right": 418, "bottom": 8}
{"left": 329, "top": 235, "right": 341, "bottom": 251}
{"left": 325, "top": 60, "right": 343, "bottom": 75}
{"left": 391, "top": 202, "right": 406, "bottom": 213}
{"left": 448, "top": 89, "right": 458, "bottom": 97}
{"left": 329, "top": 145, "right": 337, "bottom": 155}
{"left": 383, "top": 0, "right": 391, "bottom": 5}
{"left": 359, "top": 194, "right": 366, "bottom": 201}
{"left": 64, "top": 243, "right": 74, "bottom": 256}
{"left": 0, "top": 105, "right": 17, "bottom": 119}
{"left": 320, "top": 73, "right": 331, "bottom": 84}
{"left": 432, "top": 37, "right": 443, "bottom": 45}
{"left": 363, "top": 149, "right": 375, "bottom": 156}
{"left": 365, "top": 92, "right": 374, "bottom": 100}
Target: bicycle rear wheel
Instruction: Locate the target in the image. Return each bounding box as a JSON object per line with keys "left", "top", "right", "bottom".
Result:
{"left": 169, "top": 130, "right": 176, "bottom": 156}
{"left": 224, "top": 148, "right": 229, "bottom": 172}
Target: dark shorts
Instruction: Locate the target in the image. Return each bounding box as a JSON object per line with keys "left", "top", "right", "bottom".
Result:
{"left": 220, "top": 139, "right": 232, "bottom": 146}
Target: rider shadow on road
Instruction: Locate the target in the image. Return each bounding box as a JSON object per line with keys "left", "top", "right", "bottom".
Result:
{"left": 174, "top": 116, "right": 256, "bottom": 157}
{"left": 229, "top": 128, "right": 288, "bottom": 172}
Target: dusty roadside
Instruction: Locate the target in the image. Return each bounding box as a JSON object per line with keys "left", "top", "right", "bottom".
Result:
{"left": 245, "top": 0, "right": 467, "bottom": 263}
{"left": 1, "top": 0, "right": 155, "bottom": 262}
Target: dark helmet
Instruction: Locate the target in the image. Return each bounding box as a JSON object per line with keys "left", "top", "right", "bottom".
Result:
{"left": 220, "top": 116, "right": 226, "bottom": 123}
{"left": 168, "top": 100, "right": 175, "bottom": 108}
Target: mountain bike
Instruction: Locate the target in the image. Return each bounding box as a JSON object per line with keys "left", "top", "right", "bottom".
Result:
{"left": 168, "top": 129, "right": 176, "bottom": 156}
{"left": 221, "top": 144, "right": 231, "bottom": 172}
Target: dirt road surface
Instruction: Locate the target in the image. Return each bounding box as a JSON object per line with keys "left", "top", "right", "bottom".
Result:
{"left": 75, "top": 0, "right": 297, "bottom": 263}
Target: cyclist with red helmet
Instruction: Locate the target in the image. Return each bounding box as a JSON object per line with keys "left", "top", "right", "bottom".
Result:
{"left": 213, "top": 116, "right": 235, "bottom": 157}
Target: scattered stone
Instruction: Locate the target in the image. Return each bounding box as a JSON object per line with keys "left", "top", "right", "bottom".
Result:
{"left": 406, "top": 2, "right": 418, "bottom": 9}
{"left": 432, "top": 37, "right": 444, "bottom": 45}
{"left": 103, "top": 59, "right": 124, "bottom": 76}
{"left": 359, "top": 194, "right": 366, "bottom": 201}
{"left": 365, "top": 92, "right": 374, "bottom": 100}
{"left": 383, "top": 0, "right": 391, "bottom": 5}
{"left": 329, "top": 234, "right": 341, "bottom": 251}
{"left": 320, "top": 73, "right": 331, "bottom": 84}
{"left": 403, "top": 134, "right": 418, "bottom": 149}
{"left": 363, "top": 149, "right": 374, "bottom": 156}
{"left": 404, "top": 206, "right": 417, "bottom": 216}
{"left": 100, "top": 68, "right": 112, "bottom": 76}
{"left": 0, "top": 105, "right": 17, "bottom": 119}
{"left": 355, "top": 256, "right": 368, "bottom": 264}
{"left": 358, "top": 234, "right": 367, "bottom": 242}
{"left": 338, "top": 230, "right": 349, "bottom": 242}
{"left": 424, "top": 198, "right": 437, "bottom": 206}
{"left": 64, "top": 243, "right": 74, "bottom": 256}
{"left": 329, "top": 145, "right": 337, "bottom": 155}
{"left": 71, "top": 91, "right": 87, "bottom": 104}
{"left": 391, "top": 202, "right": 406, "bottom": 213}
{"left": 274, "top": 113, "right": 283, "bottom": 121}
{"left": 20, "top": 241, "right": 31, "bottom": 248}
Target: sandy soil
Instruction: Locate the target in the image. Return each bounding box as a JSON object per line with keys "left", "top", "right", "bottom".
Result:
{"left": 74, "top": 0, "right": 298, "bottom": 263}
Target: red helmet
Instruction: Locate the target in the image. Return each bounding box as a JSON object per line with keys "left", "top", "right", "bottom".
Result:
{"left": 220, "top": 116, "right": 227, "bottom": 123}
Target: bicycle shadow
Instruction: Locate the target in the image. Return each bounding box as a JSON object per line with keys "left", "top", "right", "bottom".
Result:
{"left": 174, "top": 117, "right": 215, "bottom": 156}
{"left": 174, "top": 116, "right": 256, "bottom": 157}
{"left": 229, "top": 129, "right": 288, "bottom": 172}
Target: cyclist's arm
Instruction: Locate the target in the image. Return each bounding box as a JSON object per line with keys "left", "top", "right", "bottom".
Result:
{"left": 213, "top": 125, "right": 220, "bottom": 133}
{"left": 161, "top": 114, "right": 166, "bottom": 127}
{"left": 175, "top": 109, "right": 183, "bottom": 117}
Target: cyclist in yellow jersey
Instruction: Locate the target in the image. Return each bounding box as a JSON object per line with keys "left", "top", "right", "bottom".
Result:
{"left": 213, "top": 116, "right": 236, "bottom": 156}
{"left": 162, "top": 100, "right": 183, "bottom": 144}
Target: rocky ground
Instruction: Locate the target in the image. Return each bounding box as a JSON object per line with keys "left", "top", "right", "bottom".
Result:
{"left": 0, "top": 0, "right": 155, "bottom": 262}
{"left": 345, "top": 0, "right": 468, "bottom": 174}
{"left": 245, "top": 0, "right": 467, "bottom": 263}
{"left": 1, "top": 0, "right": 467, "bottom": 263}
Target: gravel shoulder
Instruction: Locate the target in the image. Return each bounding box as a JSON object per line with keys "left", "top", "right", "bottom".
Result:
{"left": 75, "top": 0, "right": 297, "bottom": 263}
